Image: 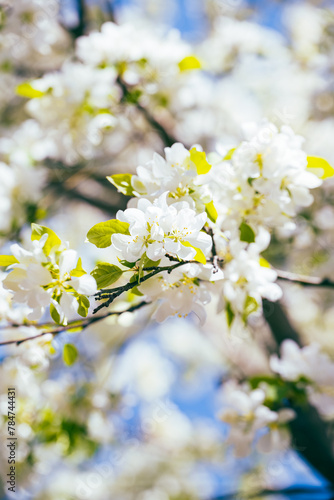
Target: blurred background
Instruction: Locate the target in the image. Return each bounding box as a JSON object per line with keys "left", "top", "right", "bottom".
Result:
{"left": 1, "top": 0, "right": 334, "bottom": 499}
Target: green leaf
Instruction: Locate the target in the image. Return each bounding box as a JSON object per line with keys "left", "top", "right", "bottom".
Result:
{"left": 307, "top": 156, "right": 334, "bottom": 179}
{"left": 86, "top": 220, "right": 130, "bottom": 248}
{"left": 91, "top": 263, "right": 123, "bottom": 289}
{"left": 106, "top": 174, "right": 134, "bottom": 196}
{"left": 31, "top": 224, "right": 62, "bottom": 256}
{"left": 205, "top": 201, "right": 218, "bottom": 223}
{"left": 137, "top": 253, "right": 161, "bottom": 283}
{"left": 178, "top": 55, "right": 201, "bottom": 72}
{"left": 16, "top": 82, "right": 45, "bottom": 98}
{"left": 0, "top": 255, "right": 19, "bottom": 266}
{"left": 119, "top": 259, "right": 137, "bottom": 268}
{"left": 223, "top": 148, "right": 236, "bottom": 160}
{"left": 130, "top": 286, "right": 144, "bottom": 297}
{"left": 130, "top": 273, "right": 139, "bottom": 283}
{"left": 63, "top": 343, "right": 78, "bottom": 366}
{"left": 182, "top": 241, "right": 206, "bottom": 264}
{"left": 226, "top": 301, "right": 235, "bottom": 327}
{"left": 190, "top": 148, "right": 211, "bottom": 175}
{"left": 239, "top": 222, "right": 255, "bottom": 243}
{"left": 50, "top": 302, "right": 62, "bottom": 325}
{"left": 77, "top": 295, "right": 90, "bottom": 317}
{"left": 124, "top": 89, "right": 142, "bottom": 104}
{"left": 242, "top": 295, "right": 258, "bottom": 322}
{"left": 70, "top": 258, "right": 86, "bottom": 278}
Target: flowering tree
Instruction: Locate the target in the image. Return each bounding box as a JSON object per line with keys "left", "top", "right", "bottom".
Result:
{"left": 1, "top": 1, "right": 334, "bottom": 498}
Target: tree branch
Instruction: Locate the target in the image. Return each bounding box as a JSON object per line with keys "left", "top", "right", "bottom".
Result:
{"left": 276, "top": 269, "right": 334, "bottom": 288}
{"left": 94, "top": 261, "right": 189, "bottom": 313}
{"left": 263, "top": 299, "right": 334, "bottom": 485}
{"left": 69, "top": 0, "right": 86, "bottom": 38}
{"left": 0, "top": 301, "right": 148, "bottom": 347}
{"left": 210, "top": 485, "right": 334, "bottom": 500}
{"left": 117, "top": 76, "right": 178, "bottom": 147}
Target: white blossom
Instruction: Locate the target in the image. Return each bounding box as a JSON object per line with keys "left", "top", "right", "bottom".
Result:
{"left": 3, "top": 232, "right": 97, "bottom": 323}
{"left": 112, "top": 192, "right": 212, "bottom": 262}
{"left": 219, "top": 380, "right": 295, "bottom": 457}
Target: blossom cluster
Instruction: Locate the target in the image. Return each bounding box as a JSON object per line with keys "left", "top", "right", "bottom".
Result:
{"left": 1, "top": 1, "right": 334, "bottom": 496}
{"left": 1, "top": 225, "right": 96, "bottom": 324}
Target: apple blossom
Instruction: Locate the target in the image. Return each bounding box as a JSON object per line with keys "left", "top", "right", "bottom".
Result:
{"left": 112, "top": 192, "right": 212, "bottom": 263}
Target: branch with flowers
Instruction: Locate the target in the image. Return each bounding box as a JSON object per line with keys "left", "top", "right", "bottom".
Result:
{"left": 3, "top": 3, "right": 334, "bottom": 497}
{"left": 2, "top": 134, "right": 334, "bottom": 340}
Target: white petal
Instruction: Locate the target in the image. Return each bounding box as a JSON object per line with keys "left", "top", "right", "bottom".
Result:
{"left": 71, "top": 274, "right": 97, "bottom": 295}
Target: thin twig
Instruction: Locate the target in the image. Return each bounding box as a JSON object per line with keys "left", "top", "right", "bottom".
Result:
{"left": 276, "top": 269, "right": 334, "bottom": 288}
{"left": 116, "top": 76, "right": 179, "bottom": 147}
{"left": 0, "top": 302, "right": 148, "bottom": 347}
{"left": 204, "top": 226, "right": 220, "bottom": 273}
{"left": 94, "top": 261, "right": 188, "bottom": 312}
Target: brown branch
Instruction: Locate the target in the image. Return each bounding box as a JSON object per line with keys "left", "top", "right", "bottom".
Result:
{"left": 69, "top": 0, "right": 86, "bottom": 38}
{"left": 0, "top": 301, "right": 148, "bottom": 347}
{"left": 116, "top": 76, "right": 179, "bottom": 148}
{"left": 276, "top": 269, "right": 334, "bottom": 288}
{"left": 204, "top": 226, "right": 220, "bottom": 273}
{"left": 263, "top": 299, "right": 334, "bottom": 485}
{"left": 94, "top": 261, "right": 189, "bottom": 313}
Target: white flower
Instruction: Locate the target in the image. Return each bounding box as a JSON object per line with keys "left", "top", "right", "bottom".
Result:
{"left": 131, "top": 143, "right": 211, "bottom": 209}
{"left": 257, "top": 408, "right": 296, "bottom": 453}
{"left": 221, "top": 229, "right": 282, "bottom": 318}
{"left": 50, "top": 249, "right": 97, "bottom": 324}
{"left": 270, "top": 340, "right": 334, "bottom": 386}
{"left": 219, "top": 380, "right": 295, "bottom": 457}
{"left": 139, "top": 262, "right": 211, "bottom": 325}
{"left": 219, "top": 381, "right": 278, "bottom": 457}
{"left": 211, "top": 121, "right": 322, "bottom": 233}
{"left": 3, "top": 232, "right": 97, "bottom": 323}
{"left": 25, "top": 62, "right": 120, "bottom": 164}
{"left": 76, "top": 21, "right": 189, "bottom": 75}
{"left": 4, "top": 235, "right": 52, "bottom": 320}
{"left": 270, "top": 340, "right": 334, "bottom": 419}
{"left": 112, "top": 192, "right": 211, "bottom": 262}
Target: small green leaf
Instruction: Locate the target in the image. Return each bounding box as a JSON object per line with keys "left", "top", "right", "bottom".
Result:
{"left": 16, "top": 82, "right": 45, "bottom": 98}
{"left": 0, "top": 255, "right": 19, "bottom": 266}
{"left": 239, "top": 222, "right": 255, "bottom": 243}
{"left": 205, "top": 201, "right": 218, "bottom": 223}
{"left": 223, "top": 148, "right": 236, "bottom": 160}
{"left": 178, "top": 55, "right": 201, "bottom": 72}
{"left": 70, "top": 258, "right": 86, "bottom": 278}
{"left": 226, "top": 301, "right": 235, "bottom": 327}
{"left": 190, "top": 148, "right": 211, "bottom": 175}
{"left": 106, "top": 174, "right": 134, "bottom": 196}
{"left": 124, "top": 89, "right": 142, "bottom": 104}
{"left": 63, "top": 343, "right": 78, "bottom": 366}
{"left": 182, "top": 241, "right": 206, "bottom": 264}
{"left": 130, "top": 286, "right": 144, "bottom": 297}
{"left": 130, "top": 273, "right": 139, "bottom": 283}
{"left": 137, "top": 253, "right": 161, "bottom": 283}
{"left": 86, "top": 220, "right": 130, "bottom": 248}
{"left": 242, "top": 295, "right": 258, "bottom": 323}
{"left": 31, "top": 224, "right": 62, "bottom": 256}
{"left": 307, "top": 156, "right": 334, "bottom": 179}
{"left": 77, "top": 295, "right": 90, "bottom": 317}
{"left": 50, "top": 302, "right": 62, "bottom": 325}
{"left": 119, "top": 259, "right": 137, "bottom": 268}
{"left": 91, "top": 263, "right": 123, "bottom": 289}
